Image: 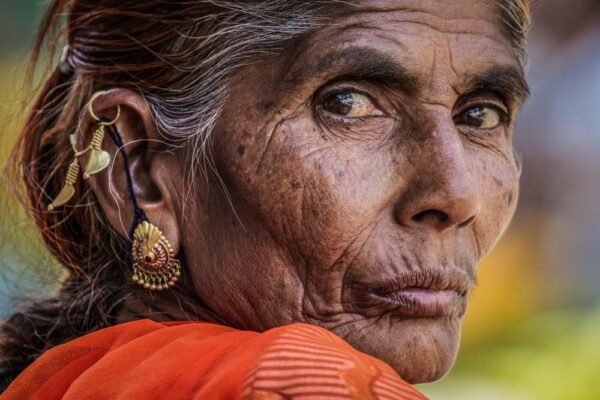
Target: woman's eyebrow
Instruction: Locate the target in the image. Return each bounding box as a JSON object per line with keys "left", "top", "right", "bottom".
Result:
{"left": 283, "top": 46, "right": 528, "bottom": 107}
{"left": 284, "top": 47, "right": 422, "bottom": 94}
{"left": 459, "top": 66, "right": 530, "bottom": 107}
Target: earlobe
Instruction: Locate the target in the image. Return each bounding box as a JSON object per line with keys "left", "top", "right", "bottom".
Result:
{"left": 75, "top": 89, "right": 182, "bottom": 256}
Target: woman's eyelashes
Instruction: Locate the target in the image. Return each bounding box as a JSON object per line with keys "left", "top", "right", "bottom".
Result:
{"left": 453, "top": 91, "right": 511, "bottom": 135}
{"left": 311, "top": 85, "right": 397, "bottom": 140}
{"left": 320, "top": 90, "right": 385, "bottom": 118}
{"left": 453, "top": 104, "right": 507, "bottom": 130}
{"left": 312, "top": 85, "right": 510, "bottom": 141}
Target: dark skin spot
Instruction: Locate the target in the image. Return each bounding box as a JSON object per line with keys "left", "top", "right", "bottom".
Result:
{"left": 506, "top": 190, "right": 514, "bottom": 205}
{"left": 237, "top": 144, "right": 245, "bottom": 156}
{"left": 494, "top": 176, "right": 504, "bottom": 187}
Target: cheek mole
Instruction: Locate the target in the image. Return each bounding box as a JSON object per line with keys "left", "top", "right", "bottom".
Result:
{"left": 237, "top": 144, "right": 246, "bottom": 156}
{"left": 290, "top": 179, "right": 302, "bottom": 190}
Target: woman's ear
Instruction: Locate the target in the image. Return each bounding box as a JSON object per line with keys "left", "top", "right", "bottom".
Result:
{"left": 76, "top": 89, "right": 182, "bottom": 254}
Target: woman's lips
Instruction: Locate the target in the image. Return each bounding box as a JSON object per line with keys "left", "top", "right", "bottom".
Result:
{"left": 349, "top": 268, "right": 471, "bottom": 319}
{"left": 370, "top": 288, "right": 464, "bottom": 318}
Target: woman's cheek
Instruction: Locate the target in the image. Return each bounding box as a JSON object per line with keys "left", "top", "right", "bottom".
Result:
{"left": 475, "top": 156, "right": 520, "bottom": 256}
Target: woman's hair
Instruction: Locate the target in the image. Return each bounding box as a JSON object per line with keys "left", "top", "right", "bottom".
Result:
{"left": 0, "top": 0, "right": 532, "bottom": 389}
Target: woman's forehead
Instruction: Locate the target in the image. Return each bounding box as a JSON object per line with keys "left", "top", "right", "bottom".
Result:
{"left": 305, "top": 0, "right": 515, "bottom": 63}
{"left": 273, "top": 1, "right": 527, "bottom": 109}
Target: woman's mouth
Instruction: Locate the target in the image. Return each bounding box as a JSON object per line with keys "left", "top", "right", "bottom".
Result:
{"left": 370, "top": 288, "right": 464, "bottom": 318}
{"left": 349, "top": 268, "right": 471, "bottom": 319}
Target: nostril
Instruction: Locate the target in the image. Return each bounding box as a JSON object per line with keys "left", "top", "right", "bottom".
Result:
{"left": 411, "top": 209, "right": 449, "bottom": 225}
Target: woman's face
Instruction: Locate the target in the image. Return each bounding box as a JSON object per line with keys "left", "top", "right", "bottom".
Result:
{"left": 182, "top": 0, "right": 527, "bottom": 383}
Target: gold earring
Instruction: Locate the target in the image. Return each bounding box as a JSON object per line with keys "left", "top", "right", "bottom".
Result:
{"left": 83, "top": 91, "right": 120, "bottom": 179}
{"left": 47, "top": 91, "right": 121, "bottom": 210}
{"left": 131, "top": 220, "right": 181, "bottom": 291}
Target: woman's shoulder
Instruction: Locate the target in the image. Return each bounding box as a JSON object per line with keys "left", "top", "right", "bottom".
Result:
{"left": 1, "top": 320, "right": 426, "bottom": 400}
{"left": 241, "top": 323, "right": 427, "bottom": 400}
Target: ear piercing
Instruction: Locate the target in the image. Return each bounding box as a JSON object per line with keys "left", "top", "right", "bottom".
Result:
{"left": 47, "top": 91, "right": 120, "bottom": 210}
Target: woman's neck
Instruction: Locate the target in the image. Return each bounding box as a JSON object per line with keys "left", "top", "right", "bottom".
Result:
{"left": 116, "top": 286, "right": 225, "bottom": 325}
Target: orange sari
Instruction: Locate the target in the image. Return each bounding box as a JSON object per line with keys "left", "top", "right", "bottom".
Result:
{"left": 1, "top": 319, "right": 427, "bottom": 399}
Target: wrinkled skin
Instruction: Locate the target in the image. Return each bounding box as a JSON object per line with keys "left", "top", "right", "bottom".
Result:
{"left": 89, "top": 0, "right": 527, "bottom": 384}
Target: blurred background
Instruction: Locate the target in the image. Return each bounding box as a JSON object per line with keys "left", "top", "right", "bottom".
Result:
{"left": 0, "top": 1, "right": 599, "bottom": 398}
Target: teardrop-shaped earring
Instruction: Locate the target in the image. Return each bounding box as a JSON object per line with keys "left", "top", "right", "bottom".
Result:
{"left": 47, "top": 91, "right": 120, "bottom": 210}
{"left": 131, "top": 220, "right": 181, "bottom": 291}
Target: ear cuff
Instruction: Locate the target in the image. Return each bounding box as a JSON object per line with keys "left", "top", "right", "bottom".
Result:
{"left": 47, "top": 91, "right": 120, "bottom": 210}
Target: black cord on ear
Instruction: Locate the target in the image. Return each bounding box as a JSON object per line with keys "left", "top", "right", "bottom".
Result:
{"left": 100, "top": 119, "right": 147, "bottom": 240}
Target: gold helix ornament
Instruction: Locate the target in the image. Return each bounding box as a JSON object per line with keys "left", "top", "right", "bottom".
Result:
{"left": 83, "top": 124, "right": 111, "bottom": 179}
{"left": 47, "top": 92, "right": 121, "bottom": 210}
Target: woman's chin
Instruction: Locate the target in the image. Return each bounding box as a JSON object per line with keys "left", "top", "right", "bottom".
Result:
{"left": 337, "top": 316, "right": 462, "bottom": 384}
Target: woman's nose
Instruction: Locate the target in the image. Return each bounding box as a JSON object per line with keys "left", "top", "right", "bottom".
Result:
{"left": 394, "top": 126, "right": 481, "bottom": 233}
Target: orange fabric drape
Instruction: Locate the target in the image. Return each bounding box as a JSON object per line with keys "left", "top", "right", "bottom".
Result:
{"left": 1, "top": 319, "right": 427, "bottom": 400}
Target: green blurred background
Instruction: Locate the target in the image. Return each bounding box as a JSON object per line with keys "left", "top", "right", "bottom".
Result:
{"left": 1, "top": 1, "right": 599, "bottom": 399}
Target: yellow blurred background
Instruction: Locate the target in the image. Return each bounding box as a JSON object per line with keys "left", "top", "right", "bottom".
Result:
{"left": 1, "top": 1, "right": 599, "bottom": 399}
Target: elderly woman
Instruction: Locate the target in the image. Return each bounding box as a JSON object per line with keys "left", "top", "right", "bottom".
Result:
{"left": 0, "top": 0, "right": 531, "bottom": 398}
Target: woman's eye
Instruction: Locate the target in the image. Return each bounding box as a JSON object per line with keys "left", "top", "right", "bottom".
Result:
{"left": 321, "top": 91, "right": 383, "bottom": 118}
{"left": 455, "top": 106, "right": 505, "bottom": 129}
